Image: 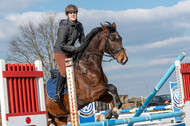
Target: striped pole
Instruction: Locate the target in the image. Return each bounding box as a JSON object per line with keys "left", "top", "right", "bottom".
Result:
{"left": 101, "top": 105, "right": 172, "bottom": 114}
{"left": 64, "top": 111, "right": 183, "bottom": 126}
{"left": 175, "top": 60, "right": 185, "bottom": 105}
{"left": 128, "top": 52, "right": 186, "bottom": 126}
{"left": 65, "top": 58, "right": 79, "bottom": 126}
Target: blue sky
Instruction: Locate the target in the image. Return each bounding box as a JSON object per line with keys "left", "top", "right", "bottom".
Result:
{"left": 27, "top": 0, "right": 181, "bottom": 11}
{"left": 0, "top": 0, "right": 190, "bottom": 97}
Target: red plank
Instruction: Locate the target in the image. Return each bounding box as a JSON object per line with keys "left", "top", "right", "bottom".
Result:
{"left": 180, "top": 68, "right": 190, "bottom": 73}
{"left": 25, "top": 65, "right": 32, "bottom": 113}
{"left": 17, "top": 65, "right": 23, "bottom": 113}
{"left": 33, "top": 77, "right": 39, "bottom": 112}
{"left": 2, "top": 71, "right": 43, "bottom": 77}
{"left": 181, "top": 63, "right": 190, "bottom": 103}
{"left": 12, "top": 64, "right": 19, "bottom": 113}
{"left": 7, "top": 64, "right": 15, "bottom": 114}
{"left": 29, "top": 64, "right": 35, "bottom": 112}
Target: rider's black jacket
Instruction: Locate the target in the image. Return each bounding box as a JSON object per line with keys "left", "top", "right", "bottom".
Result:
{"left": 53, "top": 19, "right": 85, "bottom": 56}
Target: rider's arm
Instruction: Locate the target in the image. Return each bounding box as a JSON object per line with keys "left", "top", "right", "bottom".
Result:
{"left": 79, "top": 24, "right": 85, "bottom": 44}
{"left": 56, "top": 25, "right": 77, "bottom": 52}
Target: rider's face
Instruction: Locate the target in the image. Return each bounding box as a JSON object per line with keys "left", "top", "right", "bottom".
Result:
{"left": 68, "top": 12, "right": 77, "bottom": 22}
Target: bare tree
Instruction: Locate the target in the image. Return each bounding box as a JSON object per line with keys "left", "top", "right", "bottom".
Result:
{"left": 7, "top": 12, "right": 60, "bottom": 82}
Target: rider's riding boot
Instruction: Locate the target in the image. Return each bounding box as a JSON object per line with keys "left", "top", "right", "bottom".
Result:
{"left": 52, "top": 73, "right": 66, "bottom": 103}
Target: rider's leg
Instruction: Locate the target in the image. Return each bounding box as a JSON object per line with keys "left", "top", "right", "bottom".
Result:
{"left": 52, "top": 52, "right": 67, "bottom": 103}
{"left": 52, "top": 73, "right": 66, "bottom": 103}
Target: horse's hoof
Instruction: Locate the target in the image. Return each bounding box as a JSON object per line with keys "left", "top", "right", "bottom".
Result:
{"left": 96, "top": 114, "right": 106, "bottom": 121}
{"left": 112, "top": 107, "right": 120, "bottom": 119}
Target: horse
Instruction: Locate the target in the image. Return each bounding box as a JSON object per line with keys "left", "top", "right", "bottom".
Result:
{"left": 45, "top": 22, "right": 128, "bottom": 126}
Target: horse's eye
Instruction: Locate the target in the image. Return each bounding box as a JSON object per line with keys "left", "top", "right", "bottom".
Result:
{"left": 109, "top": 37, "right": 115, "bottom": 41}
{"left": 109, "top": 34, "right": 119, "bottom": 41}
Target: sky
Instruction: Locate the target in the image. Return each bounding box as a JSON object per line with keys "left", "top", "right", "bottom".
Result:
{"left": 0, "top": 0, "right": 190, "bottom": 98}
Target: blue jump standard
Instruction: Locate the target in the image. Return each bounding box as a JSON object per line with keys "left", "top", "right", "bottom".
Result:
{"left": 64, "top": 111, "right": 183, "bottom": 126}
{"left": 128, "top": 52, "right": 186, "bottom": 126}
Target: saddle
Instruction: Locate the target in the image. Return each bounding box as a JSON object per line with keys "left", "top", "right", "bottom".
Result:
{"left": 47, "top": 70, "right": 87, "bottom": 106}
{"left": 46, "top": 69, "right": 67, "bottom": 99}
{"left": 50, "top": 69, "right": 59, "bottom": 78}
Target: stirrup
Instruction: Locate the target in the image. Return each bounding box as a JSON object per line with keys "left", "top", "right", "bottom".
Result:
{"left": 52, "top": 94, "right": 60, "bottom": 103}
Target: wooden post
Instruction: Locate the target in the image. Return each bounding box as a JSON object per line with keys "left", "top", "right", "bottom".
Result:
{"left": 65, "top": 58, "right": 79, "bottom": 126}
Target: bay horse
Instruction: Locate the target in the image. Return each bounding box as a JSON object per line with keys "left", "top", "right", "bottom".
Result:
{"left": 45, "top": 22, "right": 128, "bottom": 126}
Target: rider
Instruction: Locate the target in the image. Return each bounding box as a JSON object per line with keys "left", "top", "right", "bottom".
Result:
{"left": 52, "top": 4, "right": 85, "bottom": 103}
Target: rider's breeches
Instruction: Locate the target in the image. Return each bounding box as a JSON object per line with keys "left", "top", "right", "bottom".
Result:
{"left": 54, "top": 52, "right": 67, "bottom": 77}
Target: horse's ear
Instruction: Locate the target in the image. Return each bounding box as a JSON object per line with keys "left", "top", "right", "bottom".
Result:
{"left": 112, "top": 22, "right": 116, "bottom": 29}
{"left": 101, "top": 23, "right": 108, "bottom": 32}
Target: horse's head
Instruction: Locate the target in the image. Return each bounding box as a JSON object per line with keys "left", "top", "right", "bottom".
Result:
{"left": 101, "top": 22, "right": 128, "bottom": 65}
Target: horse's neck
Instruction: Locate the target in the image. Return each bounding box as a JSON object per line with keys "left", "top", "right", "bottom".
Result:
{"left": 83, "top": 32, "right": 104, "bottom": 65}
{"left": 87, "top": 32, "right": 104, "bottom": 54}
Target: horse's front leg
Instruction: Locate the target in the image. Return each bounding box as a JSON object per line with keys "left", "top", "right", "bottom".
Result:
{"left": 107, "top": 84, "right": 122, "bottom": 118}
{"left": 107, "top": 84, "right": 122, "bottom": 109}
{"left": 97, "top": 84, "right": 122, "bottom": 119}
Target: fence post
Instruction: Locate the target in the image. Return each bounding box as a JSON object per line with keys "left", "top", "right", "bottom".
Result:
{"left": 0, "top": 59, "right": 9, "bottom": 126}
{"left": 34, "top": 60, "right": 46, "bottom": 111}
{"left": 65, "top": 58, "right": 79, "bottom": 126}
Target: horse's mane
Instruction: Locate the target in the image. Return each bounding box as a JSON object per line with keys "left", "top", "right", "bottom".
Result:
{"left": 74, "top": 22, "right": 116, "bottom": 61}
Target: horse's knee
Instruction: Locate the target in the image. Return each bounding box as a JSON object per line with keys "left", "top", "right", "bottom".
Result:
{"left": 108, "top": 84, "right": 122, "bottom": 109}
{"left": 108, "top": 84, "right": 117, "bottom": 93}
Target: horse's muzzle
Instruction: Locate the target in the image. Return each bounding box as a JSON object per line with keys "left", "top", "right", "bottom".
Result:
{"left": 120, "top": 56, "right": 128, "bottom": 65}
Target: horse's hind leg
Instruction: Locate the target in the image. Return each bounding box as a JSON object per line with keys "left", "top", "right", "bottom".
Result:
{"left": 97, "top": 93, "right": 113, "bottom": 120}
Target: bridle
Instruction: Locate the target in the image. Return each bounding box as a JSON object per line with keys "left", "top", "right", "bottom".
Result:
{"left": 84, "top": 32, "right": 125, "bottom": 62}
{"left": 103, "top": 33, "right": 125, "bottom": 62}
